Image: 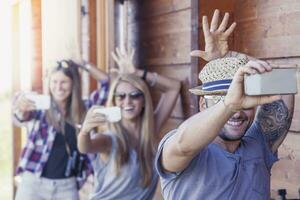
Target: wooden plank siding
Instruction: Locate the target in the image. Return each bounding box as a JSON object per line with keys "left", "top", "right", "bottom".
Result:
{"left": 31, "top": 0, "right": 43, "bottom": 93}
{"left": 126, "top": 0, "right": 196, "bottom": 142}
{"left": 88, "top": 0, "right": 98, "bottom": 92}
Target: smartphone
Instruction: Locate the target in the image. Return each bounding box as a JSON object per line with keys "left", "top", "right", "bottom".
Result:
{"left": 93, "top": 106, "right": 121, "bottom": 122}
{"left": 25, "top": 94, "right": 51, "bottom": 110}
{"left": 244, "top": 67, "right": 298, "bottom": 95}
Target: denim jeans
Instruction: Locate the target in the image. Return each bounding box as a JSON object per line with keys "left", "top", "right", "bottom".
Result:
{"left": 15, "top": 172, "right": 79, "bottom": 200}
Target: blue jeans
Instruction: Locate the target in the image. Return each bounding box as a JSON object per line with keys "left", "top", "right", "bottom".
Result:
{"left": 15, "top": 172, "right": 79, "bottom": 200}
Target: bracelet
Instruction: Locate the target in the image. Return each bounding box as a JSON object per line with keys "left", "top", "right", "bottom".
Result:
{"left": 150, "top": 72, "right": 158, "bottom": 87}
{"left": 85, "top": 63, "right": 91, "bottom": 71}
{"left": 142, "top": 69, "right": 148, "bottom": 80}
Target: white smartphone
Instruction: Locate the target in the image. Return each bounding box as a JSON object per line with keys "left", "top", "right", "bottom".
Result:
{"left": 244, "top": 67, "right": 298, "bottom": 95}
{"left": 25, "top": 94, "right": 51, "bottom": 110}
{"left": 93, "top": 106, "right": 121, "bottom": 122}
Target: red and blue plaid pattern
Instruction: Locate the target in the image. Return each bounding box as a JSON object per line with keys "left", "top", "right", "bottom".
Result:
{"left": 14, "top": 80, "right": 109, "bottom": 189}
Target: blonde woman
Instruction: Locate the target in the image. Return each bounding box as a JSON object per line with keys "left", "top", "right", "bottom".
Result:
{"left": 78, "top": 49, "right": 180, "bottom": 199}
{"left": 13, "top": 60, "right": 109, "bottom": 200}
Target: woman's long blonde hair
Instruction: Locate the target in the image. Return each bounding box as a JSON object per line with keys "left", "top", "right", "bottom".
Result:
{"left": 106, "top": 74, "right": 155, "bottom": 187}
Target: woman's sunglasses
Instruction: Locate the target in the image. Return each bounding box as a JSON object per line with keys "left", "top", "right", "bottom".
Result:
{"left": 114, "top": 91, "right": 144, "bottom": 101}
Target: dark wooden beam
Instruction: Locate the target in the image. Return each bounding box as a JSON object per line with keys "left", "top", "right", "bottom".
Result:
{"left": 31, "top": 0, "right": 43, "bottom": 93}
{"left": 190, "top": 0, "right": 200, "bottom": 115}
{"left": 88, "top": 0, "right": 98, "bottom": 92}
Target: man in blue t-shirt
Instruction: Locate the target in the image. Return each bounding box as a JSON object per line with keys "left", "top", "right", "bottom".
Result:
{"left": 155, "top": 9, "right": 295, "bottom": 200}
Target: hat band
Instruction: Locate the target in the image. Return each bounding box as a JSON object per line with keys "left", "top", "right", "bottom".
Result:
{"left": 203, "top": 79, "right": 232, "bottom": 91}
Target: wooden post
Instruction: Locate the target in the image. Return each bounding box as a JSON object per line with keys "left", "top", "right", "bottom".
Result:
{"left": 88, "top": 0, "right": 98, "bottom": 92}
{"left": 31, "top": 0, "right": 43, "bottom": 93}
{"left": 190, "top": 0, "right": 200, "bottom": 115}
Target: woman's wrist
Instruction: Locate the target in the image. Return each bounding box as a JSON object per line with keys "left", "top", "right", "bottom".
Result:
{"left": 79, "top": 129, "right": 90, "bottom": 136}
{"left": 223, "top": 96, "right": 241, "bottom": 113}
{"left": 84, "top": 63, "right": 92, "bottom": 71}
{"left": 13, "top": 109, "right": 29, "bottom": 122}
{"left": 142, "top": 68, "right": 148, "bottom": 80}
{"left": 149, "top": 72, "right": 158, "bottom": 87}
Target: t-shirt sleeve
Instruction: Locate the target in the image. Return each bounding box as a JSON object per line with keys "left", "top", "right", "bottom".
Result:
{"left": 246, "top": 122, "right": 278, "bottom": 169}
{"left": 155, "top": 129, "right": 182, "bottom": 181}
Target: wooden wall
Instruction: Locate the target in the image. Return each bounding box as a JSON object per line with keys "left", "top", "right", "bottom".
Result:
{"left": 200, "top": 0, "right": 300, "bottom": 199}
{"left": 126, "top": 0, "right": 198, "bottom": 139}
{"left": 31, "top": 0, "right": 43, "bottom": 93}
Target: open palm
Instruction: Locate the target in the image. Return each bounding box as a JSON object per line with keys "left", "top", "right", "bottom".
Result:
{"left": 191, "top": 9, "right": 236, "bottom": 61}
{"left": 111, "top": 47, "right": 135, "bottom": 74}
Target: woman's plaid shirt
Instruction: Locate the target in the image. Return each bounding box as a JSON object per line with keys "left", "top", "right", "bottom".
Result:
{"left": 13, "top": 80, "right": 109, "bottom": 189}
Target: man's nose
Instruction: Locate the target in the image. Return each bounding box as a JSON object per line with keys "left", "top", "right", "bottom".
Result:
{"left": 232, "top": 111, "right": 242, "bottom": 118}
{"left": 56, "top": 82, "right": 63, "bottom": 90}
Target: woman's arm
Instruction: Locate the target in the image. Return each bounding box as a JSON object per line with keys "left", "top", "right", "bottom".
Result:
{"left": 136, "top": 70, "right": 181, "bottom": 133}
{"left": 12, "top": 92, "right": 36, "bottom": 125}
{"left": 78, "top": 106, "right": 112, "bottom": 154}
{"left": 82, "top": 62, "right": 109, "bottom": 82}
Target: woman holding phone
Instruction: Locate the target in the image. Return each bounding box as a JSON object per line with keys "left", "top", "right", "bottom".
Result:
{"left": 78, "top": 48, "right": 181, "bottom": 200}
{"left": 13, "top": 60, "right": 109, "bottom": 200}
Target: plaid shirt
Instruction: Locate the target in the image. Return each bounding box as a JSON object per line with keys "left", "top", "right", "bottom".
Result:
{"left": 14, "top": 80, "right": 109, "bottom": 189}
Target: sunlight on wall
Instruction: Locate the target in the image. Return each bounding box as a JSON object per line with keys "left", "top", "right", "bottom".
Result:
{"left": 0, "top": 0, "right": 32, "bottom": 94}
{"left": 19, "top": 0, "right": 33, "bottom": 91}
{"left": 0, "top": 1, "right": 13, "bottom": 199}
{"left": 41, "top": 0, "right": 81, "bottom": 94}
{"left": 0, "top": 0, "right": 12, "bottom": 94}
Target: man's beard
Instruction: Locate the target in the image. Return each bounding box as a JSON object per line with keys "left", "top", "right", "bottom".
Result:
{"left": 218, "top": 126, "right": 247, "bottom": 142}
{"left": 219, "top": 132, "right": 242, "bottom": 141}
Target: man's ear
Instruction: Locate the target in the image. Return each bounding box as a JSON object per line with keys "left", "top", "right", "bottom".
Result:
{"left": 199, "top": 96, "right": 207, "bottom": 111}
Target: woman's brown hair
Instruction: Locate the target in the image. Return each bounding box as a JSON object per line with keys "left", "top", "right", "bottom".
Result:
{"left": 46, "top": 60, "right": 86, "bottom": 132}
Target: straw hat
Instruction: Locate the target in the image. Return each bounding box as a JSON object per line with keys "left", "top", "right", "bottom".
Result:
{"left": 189, "top": 57, "right": 249, "bottom": 96}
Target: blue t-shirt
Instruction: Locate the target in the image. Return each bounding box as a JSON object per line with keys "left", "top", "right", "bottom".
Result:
{"left": 155, "top": 122, "right": 278, "bottom": 200}
{"left": 90, "top": 132, "right": 158, "bottom": 200}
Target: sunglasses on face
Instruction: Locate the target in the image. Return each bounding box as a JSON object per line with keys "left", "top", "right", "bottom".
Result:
{"left": 204, "top": 96, "right": 254, "bottom": 111}
{"left": 204, "top": 95, "right": 224, "bottom": 108}
{"left": 114, "top": 91, "right": 144, "bottom": 101}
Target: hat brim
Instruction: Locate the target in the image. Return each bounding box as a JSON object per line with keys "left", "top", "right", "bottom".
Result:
{"left": 189, "top": 85, "right": 227, "bottom": 96}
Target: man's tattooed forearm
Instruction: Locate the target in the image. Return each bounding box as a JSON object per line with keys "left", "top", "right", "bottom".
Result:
{"left": 257, "top": 100, "right": 292, "bottom": 146}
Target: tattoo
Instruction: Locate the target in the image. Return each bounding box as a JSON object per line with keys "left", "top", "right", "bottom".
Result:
{"left": 256, "top": 100, "right": 292, "bottom": 148}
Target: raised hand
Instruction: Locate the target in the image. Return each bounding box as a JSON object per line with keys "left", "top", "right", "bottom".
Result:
{"left": 80, "top": 106, "right": 108, "bottom": 134}
{"left": 111, "top": 47, "right": 135, "bottom": 75}
{"left": 224, "top": 60, "right": 281, "bottom": 112}
{"left": 191, "top": 9, "right": 236, "bottom": 61}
